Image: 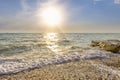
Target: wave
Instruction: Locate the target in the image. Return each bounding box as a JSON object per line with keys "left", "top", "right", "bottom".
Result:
{"left": 0, "top": 42, "right": 49, "bottom": 56}
{"left": 0, "top": 45, "right": 32, "bottom": 56}
{"left": 57, "top": 40, "right": 72, "bottom": 46}
{"left": 0, "top": 48, "right": 119, "bottom": 75}
{"left": 0, "top": 33, "right": 120, "bottom": 75}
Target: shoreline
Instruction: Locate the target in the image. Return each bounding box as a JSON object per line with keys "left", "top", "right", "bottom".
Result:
{"left": 0, "top": 56, "right": 120, "bottom": 80}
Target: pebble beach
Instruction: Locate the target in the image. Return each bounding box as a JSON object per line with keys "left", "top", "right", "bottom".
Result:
{"left": 0, "top": 56, "right": 120, "bottom": 80}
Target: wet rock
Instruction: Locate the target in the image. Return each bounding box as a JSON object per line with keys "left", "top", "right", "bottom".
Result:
{"left": 70, "top": 46, "right": 81, "bottom": 49}
{"left": 90, "top": 41, "right": 100, "bottom": 47}
{"left": 90, "top": 40, "right": 120, "bottom": 53}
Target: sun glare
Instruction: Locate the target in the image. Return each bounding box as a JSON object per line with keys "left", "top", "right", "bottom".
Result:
{"left": 41, "top": 7, "right": 63, "bottom": 26}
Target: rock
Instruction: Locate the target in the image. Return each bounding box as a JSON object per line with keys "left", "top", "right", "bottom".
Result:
{"left": 71, "top": 46, "right": 80, "bottom": 49}
{"left": 90, "top": 40, "right": 120, "bottom": 53}
{"left": 90, "top": 41, "right": 100, "bottom": 47}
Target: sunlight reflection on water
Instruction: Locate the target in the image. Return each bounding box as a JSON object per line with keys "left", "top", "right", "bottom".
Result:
{"left": 44, "top": 33, "right": 61, "bottom": 54}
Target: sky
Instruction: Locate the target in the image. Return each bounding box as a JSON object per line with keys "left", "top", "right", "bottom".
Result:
{"left": 0, "top": 0, "right": 120, "bottom": 33}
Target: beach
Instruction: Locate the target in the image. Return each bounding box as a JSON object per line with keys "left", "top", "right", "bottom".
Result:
{"left": 0, "top": 33, "right": 120, "bottom": 80}
{"left": 0, "top": 0, "right": 120, "bottom": 79}
{"left": 1, "top": 0, "right": 120, "bottom": 79}
{"left": 0, "top": 56, "right": 120, "bottom": 80}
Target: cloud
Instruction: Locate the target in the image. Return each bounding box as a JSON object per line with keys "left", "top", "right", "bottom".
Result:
{"left": 21, "top": 0, "right": 30, "bottom": 12}
{"left": 114, "top": 0, "right": 120, "bottom": 4}
{"left": 94, "top": 0, "right": 102, "bottom": 1}
{"left": 93, "top": 0, "right": 102, "bottom": 5}
{"left": 0, "top": 0, "right": 38, "bottom": 31}
{"left": 0, "top": 0, "right": 68, "bottom": 32}
{"left": 93, "top": 0, "right": 120, "bottom": 4}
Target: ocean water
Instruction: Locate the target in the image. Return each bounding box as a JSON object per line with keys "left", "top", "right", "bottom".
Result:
{"left": 0, "top": 33, "right": 120, "bottom": 74}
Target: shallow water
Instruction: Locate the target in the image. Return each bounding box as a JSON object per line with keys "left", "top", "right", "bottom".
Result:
{"left": 0, "top": 33, "right": 120, "bottom": 74}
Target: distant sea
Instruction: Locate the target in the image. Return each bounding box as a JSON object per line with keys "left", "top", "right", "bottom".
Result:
{"left": 0, "top": 33, "right": 120, "bottom": 74}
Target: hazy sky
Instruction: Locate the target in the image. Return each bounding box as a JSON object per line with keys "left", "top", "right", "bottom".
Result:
{"left": 0, "top": 0, "right": 120, "bottom": 33}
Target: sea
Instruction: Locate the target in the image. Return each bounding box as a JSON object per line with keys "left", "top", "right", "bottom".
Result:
{"left": 0, "top": 33, "right": 120, "bottom": 74}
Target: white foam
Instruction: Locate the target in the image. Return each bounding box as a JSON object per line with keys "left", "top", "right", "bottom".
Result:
{"left": 0, "top": 49, "right": 119, "bottom": 75}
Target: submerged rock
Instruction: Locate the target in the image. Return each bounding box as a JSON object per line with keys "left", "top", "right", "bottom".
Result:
{"left": 90, "top": 40, "right": 120, "bottom": 53}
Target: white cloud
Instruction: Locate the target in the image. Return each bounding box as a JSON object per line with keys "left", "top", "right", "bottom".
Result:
{"left": 0, "top": 0, "right": 68, "bottom": 32}
{"left": 0, "top": 0, "right": 38, "bottom": 31}
{"left": 94, "top": 0, "right": 102, "bottom": 1}
{"left": 94, "top": 0, "right": 120, "bottom": 4}
{"left": 114, "top": 0, "right": 120, "bottom": 4}
{"left": 21, "top": 0, "right": 30, "bottom": 12}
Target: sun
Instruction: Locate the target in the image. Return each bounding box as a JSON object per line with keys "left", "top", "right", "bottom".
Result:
{"left": 41, "top": 7, "right": 63, "bottom": 26}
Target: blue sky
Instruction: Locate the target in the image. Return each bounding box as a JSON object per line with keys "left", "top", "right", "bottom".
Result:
{"left": 0, "top": 0, "right": 120, "bottom": 33}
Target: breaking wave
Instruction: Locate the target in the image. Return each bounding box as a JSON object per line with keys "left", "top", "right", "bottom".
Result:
{"left": 0, "top": 48, "right": 119, "bottom": 75}
{"left": 0, "top": 33, "right": 120, "bottom": 75}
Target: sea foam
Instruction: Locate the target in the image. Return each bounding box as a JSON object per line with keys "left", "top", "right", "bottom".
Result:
{"left": 0, "top": 48, "right": 119, "bottom": 75}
